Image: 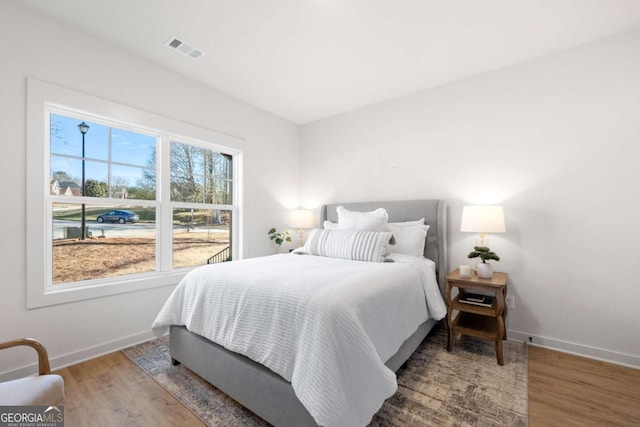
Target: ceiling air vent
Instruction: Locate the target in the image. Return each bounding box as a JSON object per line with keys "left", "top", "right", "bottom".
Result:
{"left": 164, "top": 36, "right": 205, "bottom": 60}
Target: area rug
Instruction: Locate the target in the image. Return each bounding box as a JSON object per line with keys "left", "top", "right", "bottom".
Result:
{"left": 123, "top": 323, "right": 527, "bottom": 426}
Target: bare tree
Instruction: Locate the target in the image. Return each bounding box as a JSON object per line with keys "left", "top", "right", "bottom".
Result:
{"left": 135, "top": 141, "right": 232, "bottom": 207}
{"left": 170, "top": 143, "right": 200, "bottom": 202}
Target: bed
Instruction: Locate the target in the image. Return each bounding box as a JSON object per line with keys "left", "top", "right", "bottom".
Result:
{"left": 153, "top": 199, "right": 448, "bottom": 427}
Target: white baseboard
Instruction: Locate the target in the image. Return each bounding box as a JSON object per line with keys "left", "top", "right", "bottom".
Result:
{"left": 0, "top": 330, "right": 156, "bottom": 382}
{"left": 508, "top": 329, "right": 640, "bottom": 369}
{"left": 3, "top": 328, "right": 636, "bottom": 382}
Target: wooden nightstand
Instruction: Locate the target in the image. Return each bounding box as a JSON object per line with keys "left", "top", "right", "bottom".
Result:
{"left": 445, "top": 268, "right": 508, "bottom": 365}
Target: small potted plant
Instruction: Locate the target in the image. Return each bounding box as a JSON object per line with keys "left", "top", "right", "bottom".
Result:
{"left": 268, "top": 228, "right": 291, "bottom": 250}
{"left": 467, "top": 246, "right": 500, "bottom": 279}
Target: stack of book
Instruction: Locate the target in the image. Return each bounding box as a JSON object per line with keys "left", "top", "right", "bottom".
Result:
{"left": 459, "top": 292, "right": 495, "bottom": 307}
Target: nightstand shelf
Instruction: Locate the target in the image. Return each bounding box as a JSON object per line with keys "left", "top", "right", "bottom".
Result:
{"left": 445, "top": 268, "right": 508, "bottom": 365}
{"left": 450, "top": 294, "right": 499, "bottom": 316}
{"left": 451, "top": 312, "right": 499, "bottom": 341}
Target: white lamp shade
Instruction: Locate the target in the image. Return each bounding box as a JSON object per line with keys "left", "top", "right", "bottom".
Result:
{"left": 460, "top": 205, "right": 506, "bottom": 233}
{"left": 289, "top": 209, "right": 314, "bottom": 229}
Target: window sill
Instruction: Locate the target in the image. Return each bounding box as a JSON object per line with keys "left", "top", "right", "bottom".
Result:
{"left": 27, "top": 270, "right": 189, "bottom": 309}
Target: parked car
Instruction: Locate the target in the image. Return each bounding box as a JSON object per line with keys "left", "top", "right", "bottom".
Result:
{"left": 96, "top": 210, "right": 139, "bottom": 224}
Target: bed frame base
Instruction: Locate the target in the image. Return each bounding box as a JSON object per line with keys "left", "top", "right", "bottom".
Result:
{"left": 170, "top": 319, "right": 437, "bottom": 427}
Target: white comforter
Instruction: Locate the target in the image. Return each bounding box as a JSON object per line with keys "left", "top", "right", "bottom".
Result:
{"left": 152, "top": 253, "right": 445, "bottom": 427}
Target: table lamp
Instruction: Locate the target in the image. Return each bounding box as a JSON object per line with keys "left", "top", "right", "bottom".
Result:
{"left": 289, "top": 209, "right": 314, "bottom": 246}
{"left": 460, "top": 205, "right": 506, "bottom": 246}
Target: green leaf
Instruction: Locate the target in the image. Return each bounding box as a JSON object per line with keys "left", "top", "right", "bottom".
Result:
{"left": 467, "top": 246, "right": 500, "bottom": 262}
{"left": 268, "top": 227, "right": 291, "bottom": 246}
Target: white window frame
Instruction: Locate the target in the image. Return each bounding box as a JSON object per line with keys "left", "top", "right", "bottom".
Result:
{"left": 26, "top": 79, "right": 244, "bottom": 309}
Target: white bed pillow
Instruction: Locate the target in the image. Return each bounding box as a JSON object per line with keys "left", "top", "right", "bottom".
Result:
{"left": 385, "top": 224, "right": 430, "bottom": 257}
{"left": 389, "top": 218, "right": 425, "bottom": 227}
{"left": 336, "top": 206, "right": 389, "bottom": 231}
{"left": 302, "top": 228, "right": 392, "bottom": 262}
{"left": 326, "top": 219, "right": 423, "bottom": 229}
{"left": 323, "top": 220, "right": 338, "bottom": 230}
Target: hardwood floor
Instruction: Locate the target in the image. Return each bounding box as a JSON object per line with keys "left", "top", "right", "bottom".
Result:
{"left": 528, "top": 346, "right": 640, "bottom": 426}
{"left": 52, "top": 345, "right": 640, "bottom": 426}
{"left": 54, "top": 351, "right": 205, "bottom": 427}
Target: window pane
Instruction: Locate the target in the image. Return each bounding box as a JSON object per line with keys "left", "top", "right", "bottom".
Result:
{"left": 111, "top": 128, "right": 156, "bottom": 167}
{"left": 50, "top": 157, "right": 108, "bottom": 197}
{"left": 171, "top": 141, "right": 203, "bottom": 175}
{"left": 170, "top": 141, "right": 232, "bottom": 204}
{"left": 110, "top": 164, "right": 155, "bottom": 200}
{"left": 52, "top": 203, "right": 156, "bottom": 284}
{"left": 50, "top": 156, "right": 82, "bottom": 196}
{"left": 85, "top": 161, "right": 109, "bottom": 197}
{"left": 130, "top": 167, "right": 156, "bottom": 201}
{"left": 50, "top": 114, "right": 108, "bottom": 161}
{"left": 211, "top": 152, "right": 232, "bottom": 204}
{"left": 172, "top": 208, "right": 231, "bottom": 268}
{"left": 212, "top": 176, "right": 232, "bottom": 204}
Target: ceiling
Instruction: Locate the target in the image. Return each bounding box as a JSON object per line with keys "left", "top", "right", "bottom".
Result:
{"left": 19, "top": 0, "right": 640, "bottom": 124}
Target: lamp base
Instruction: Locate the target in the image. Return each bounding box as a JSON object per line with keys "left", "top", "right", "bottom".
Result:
{"left": 475, "top": 235, "right": 489, "bottom": 247}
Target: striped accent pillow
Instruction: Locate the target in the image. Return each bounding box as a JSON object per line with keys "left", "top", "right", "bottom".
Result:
{"left": 302, "top": 229, "right": 393, "bottom": 262}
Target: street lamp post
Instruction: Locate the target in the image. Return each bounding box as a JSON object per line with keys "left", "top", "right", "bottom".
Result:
{"left": 78, "top": 122, "right": 90, "bottom": 240}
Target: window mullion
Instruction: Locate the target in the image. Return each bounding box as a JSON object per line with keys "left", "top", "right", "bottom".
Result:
{"left": 158, "top": 135, "right": 173, "bottom": 271}
{"left": 232, "top": 151, "right": 242, "bottom": 260}
{"left": 107, "top": 126, "right": 112, "bottom": 198}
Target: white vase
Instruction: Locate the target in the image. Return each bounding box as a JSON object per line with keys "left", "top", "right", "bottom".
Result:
{"left": 476, "top": 262, "right": 493, "bottom": 279}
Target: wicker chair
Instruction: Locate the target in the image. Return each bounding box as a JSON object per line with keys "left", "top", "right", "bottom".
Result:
{"left": 0, "top": 339, "right": 65, "bottom": 405}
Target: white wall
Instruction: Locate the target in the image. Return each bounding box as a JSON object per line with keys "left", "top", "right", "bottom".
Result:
{"left": 300, "top": 30, "right": 640, "bottom": 366}
{"left": 0, "top": 3, "right": 299, "bottom": 378}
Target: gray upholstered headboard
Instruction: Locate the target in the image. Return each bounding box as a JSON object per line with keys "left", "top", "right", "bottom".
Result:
{"left": 321, "top": 200, "right": 448, "bottom": 293}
